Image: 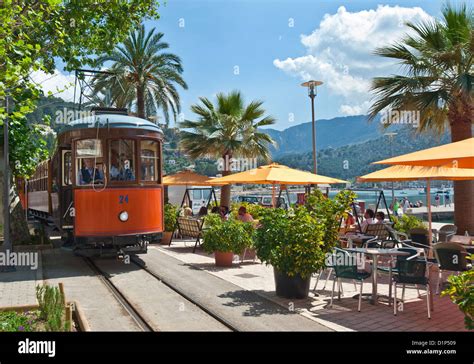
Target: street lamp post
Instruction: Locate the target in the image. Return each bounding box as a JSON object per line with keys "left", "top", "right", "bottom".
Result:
{"left": 384, "top": 132, "right": 398, "bottom": 202}
{"left": 301, "top": 80, "right": 323, "bottom": 175}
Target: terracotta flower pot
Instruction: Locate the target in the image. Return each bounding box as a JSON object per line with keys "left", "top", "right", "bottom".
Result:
{"left": 160, "top": 231, "right": 173, "bottom": 245}
{"left": 214, "top": 251, "right": 234, "bottom": 267}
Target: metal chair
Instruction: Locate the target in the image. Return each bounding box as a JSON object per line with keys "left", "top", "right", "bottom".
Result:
{"left": 433, "top": 242, "right": 471, "bottom": 294}
{"left": 437, "top": 224, "right": 458, "bottom": 243}
{"left": 329, "top": 248, "right": 371, "bottom": 312}
{"left": 393, "top": 257, "right": 431, "bottom": 319}
{"left": 377, "top": 247, "right": 418, "bottom": 305}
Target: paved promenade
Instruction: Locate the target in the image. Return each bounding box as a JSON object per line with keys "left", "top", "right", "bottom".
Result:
{"left": 0, "top": 242, "right": 467, "bottom": 331}
{"left": 156, "top": 241, "right": 467, "bottom": 332}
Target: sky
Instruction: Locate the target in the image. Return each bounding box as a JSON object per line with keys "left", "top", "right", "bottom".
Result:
{"left": 33, "top": 0, "right": 457, "bottom": 130}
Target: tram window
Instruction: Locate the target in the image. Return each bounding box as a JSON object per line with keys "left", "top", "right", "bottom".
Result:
{"left": 63, "top": 151, "right": 72, "bottom": 186}
{"left": 109, "top": 139, "right": 136, "bottom": 182}
{"left": 75, "top": 139, "right": 104, "bottom": 186}
{"left": 140, "top": 140, "right": 159, "bottom": 182}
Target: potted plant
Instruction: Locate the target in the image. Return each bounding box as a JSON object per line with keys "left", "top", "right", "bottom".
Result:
{"left": 161, "top": 203, "right": 178, "bottom": 245}
{"left": 441, "top": 254, "right": 474, "bottom": 330}
{"left": 254, "top": 189, "right": 355, "bottom": 299}
{"left": 202, "top": 214, "right": 254, "bottom": 267}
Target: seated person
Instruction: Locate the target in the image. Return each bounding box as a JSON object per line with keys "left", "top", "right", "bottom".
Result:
{"left": 344, "top": 211, "right": 356, "bottom": 227}
{"left": 110, "top": 152, "right": 121, "bottom": 180}
{"left": 219, "top": 206, "right": 230, "bottom": 220}
{"left": 375, "top": 211, "right": 385, "bottom": 223}
{"left": 210, "top": 206, "right": 220, "bottom": 214}
{"left": 79, "top": 158, "right": 103, "bottom": 185}
{"left": 237, "top": 206, "right": 254, "bottom": 223}
{"left": 120, "top": 161, "right": 135, "bottom": 181}
{"left": 360, "top": 209, "right": 376, "bottom": 233}
{"left": 180, "top": 204, "right": 193, "bottom": 217}
{"left": 110, "top": 153, "right": 135, "bottom": 181}
{"left": 197, "top": 206, "right": 208, "bottom": 218}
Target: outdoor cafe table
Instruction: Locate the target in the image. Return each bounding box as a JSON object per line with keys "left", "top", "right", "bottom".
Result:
{"left": 340, "top": 233, "right": 374, "bottom": 248}
{"left": 344, "top": 248, "right": 410, "bottom": 305}
{"left": 449, "top": 235, "right": 474, "bottom": 251}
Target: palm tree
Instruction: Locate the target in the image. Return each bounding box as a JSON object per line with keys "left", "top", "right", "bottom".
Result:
{"left": 91, "top": 25, "right": 187, "bottom": 123}
{"left": 179, "top": 91, "right": 276, "bottom": 207}
{"left": 369, "top": 3, "right": 473, "bottom": 233}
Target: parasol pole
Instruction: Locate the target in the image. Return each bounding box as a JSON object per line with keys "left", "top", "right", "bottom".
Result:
{"left": 272, "top": 183, "right": 276, "bottom": 208}
{"left": 426, "top": 179, "right": 432, "bottom": 245}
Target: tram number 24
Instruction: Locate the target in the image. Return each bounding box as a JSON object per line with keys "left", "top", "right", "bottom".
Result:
{"left": 119, "top": 195, "right": 129, "bottom": 204}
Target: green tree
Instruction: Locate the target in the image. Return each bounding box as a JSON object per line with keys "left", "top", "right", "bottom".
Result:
{"left": 91, "top": 25, "right": 187, "bottom": 123}
{"left": 369, "top": 3, "right": 473, "bottom": 233}
{"left": 179, "top": 91, "right": 276, "bottom": 207}
{"left": 0, "top": 0, "right": 160, "bottom": 240}
{"left": 1, "top": 0, "right": 160, "bottom": 176}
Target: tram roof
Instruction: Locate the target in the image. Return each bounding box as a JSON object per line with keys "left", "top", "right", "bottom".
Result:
{"left": 58, "top": 114, "right": 163, "bottom": 134}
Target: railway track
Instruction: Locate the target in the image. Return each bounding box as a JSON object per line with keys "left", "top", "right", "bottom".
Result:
{"left": 130, "top": 256, "right": 239, "bottom": 332}
{"left": 84, "top": 256, "right": 238, "bottom": 332}
{"left": 83, "top": 257, "right": 154, "bottom": 332}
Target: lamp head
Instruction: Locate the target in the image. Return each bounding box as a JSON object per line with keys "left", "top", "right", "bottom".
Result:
{"left": 301, "top": 80, "right": 323, "bottom": 97}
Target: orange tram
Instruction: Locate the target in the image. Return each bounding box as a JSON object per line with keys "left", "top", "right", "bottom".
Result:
{"left": 26, "top": 109, "right": 164, "bottom": 256}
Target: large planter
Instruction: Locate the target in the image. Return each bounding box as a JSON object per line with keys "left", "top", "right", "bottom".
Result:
{"left": 273, "top": 268, "right": 311, "bottom": 299}
{"left": 160, "top": 231, "right": 173, "bottom": 245}
{"left": 214, "top": 251, "right": 234, "bottom": 267}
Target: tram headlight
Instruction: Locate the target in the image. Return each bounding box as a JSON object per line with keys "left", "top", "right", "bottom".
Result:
{"left": 119, "top": 211, "right": 129, "bottom": 222}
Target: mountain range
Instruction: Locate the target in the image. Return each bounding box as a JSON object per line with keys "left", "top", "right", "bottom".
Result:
{"left": 263, "top": 114, "right": 403, "bottom": 157}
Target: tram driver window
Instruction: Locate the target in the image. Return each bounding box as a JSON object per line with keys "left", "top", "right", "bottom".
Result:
{"left": 75, "top": 139, "right": 104, "bottom": 186}
{"left": 140, "top": 140, "right": 159, "bottom": 182}
{"left": 109, "top": 139, "right": 136, "bottom": 182}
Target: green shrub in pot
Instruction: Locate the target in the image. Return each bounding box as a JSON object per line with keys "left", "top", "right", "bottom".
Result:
{"left": 254, "top": 189, "right": 355, "bottom": 298}
{"left": 202, "top": 214, "right": 254, "bottom": 266}
{"left": 441, "top": 254, "right": 474, "bottom": 330}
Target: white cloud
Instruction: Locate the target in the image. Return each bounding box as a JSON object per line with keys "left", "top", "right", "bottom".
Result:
{"left": 30, "top": 69, "right": 76, "bottom": 102}
{"left": 274, "top": 5, "right": 434, "bottom": 116}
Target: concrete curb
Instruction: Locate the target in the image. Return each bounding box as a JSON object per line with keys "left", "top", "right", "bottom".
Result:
{"left": 73, "top": 300, "right": 91, "bottom": 332}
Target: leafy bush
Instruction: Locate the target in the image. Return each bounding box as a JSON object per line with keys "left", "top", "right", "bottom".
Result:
{"left": 164, "top": 203, "right": 178, "bottom": 232}
{"left": 442, "top": 254, "right": 474, "bottom": 330}
{"left": 202, "top": 214, "right": 254, "bottom": 254}
{"left": 254, "top": 190, "right": 355, "bottom": 278}
{"left": 305, "top": 189, "right": 356, "bottom": 248}
{"left": 392, "top": 214, "right": 426, "bottom": 234}
{"left": 36, "top": 284, "right": 68, "bottom": 332}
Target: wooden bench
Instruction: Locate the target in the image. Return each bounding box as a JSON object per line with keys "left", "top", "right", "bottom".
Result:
{"left": 364, "top": 223, "right": 391, "bottom": 240}
{"left": 362, "top": 223, "right": 394, "bottom": 248}
{"left": 172, "top": 216, "right": 204, "bottom": 253}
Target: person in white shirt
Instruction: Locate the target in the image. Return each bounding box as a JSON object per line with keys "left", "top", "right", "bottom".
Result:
{"left": 360, "top": 209, "right": 375, "bottom": 233}
{"left": 402, "top": 197, "right": 411, "bottom": 214}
